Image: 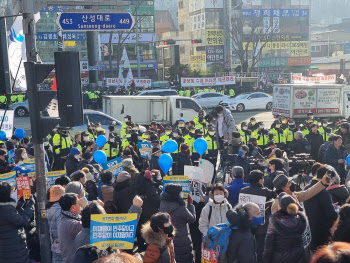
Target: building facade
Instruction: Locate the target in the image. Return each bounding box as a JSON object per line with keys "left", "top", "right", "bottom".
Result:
{"left": 154, "top": 0, "right": 178, "bottom": 27}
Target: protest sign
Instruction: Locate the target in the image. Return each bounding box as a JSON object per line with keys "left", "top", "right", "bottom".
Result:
{"left": 198, "top": 159, "right": 214, "bottom": 184}
{"left": 8, "top": 149, "right": 15, "bottom": 164}
{"left": 185, "top": 166, "right": 203, "bottom": 203}
{"left": 238, "top": 193, "right": 266, "bottom": 220}
{"left": 0, "top": 171, "right": 17, "bottom": 187}
{"left": 201, "top": 247, "right": 219, "bottom": 263}
{"left": 163, "top": 176, "right": 191, "bottom": 198}
{"left": 15, "top": 176, "right": 31, "bottom": 199}
{"left": 23, "top": 158, "right": 35, "bottom": 172}
{"left": 90, "top": 213, "right": 138, "bottom": 250}
{"left": 137, "top": 142, "right": 152, "bottom": 159}
{"left": 102, "top": 157, "right": 123, "bottom": 176}
{"left": 46, "top": 170, "right": 67, "bottom": 186}
{"left": 0, "top": 110, "right": 14, "bottom": 138}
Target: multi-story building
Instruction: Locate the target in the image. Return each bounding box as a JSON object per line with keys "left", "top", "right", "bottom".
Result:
{"left": 154, "top": 0, "right": 178, "bottom": 28}
{"left": 35, "top": 1, "right": 158, "bottom": 81}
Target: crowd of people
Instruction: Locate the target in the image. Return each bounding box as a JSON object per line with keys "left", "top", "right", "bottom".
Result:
{"left": 1, "top": 105, "right": 350, "bottom": 263}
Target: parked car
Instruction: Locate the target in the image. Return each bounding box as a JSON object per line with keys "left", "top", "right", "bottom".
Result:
{"left": 229, "top": 92, "right": 273, "bottom": 111}
{"left": 134, "top": 89, "right": 178, "bottom": 96}
{"left": 151, "top": 81, "right": 171, "bottom": 89}
{"left": 9, "top": 100, "right": 29, "bottom": 117}
{"left": 192, "top": 92, "right": 232, "bottom": 109}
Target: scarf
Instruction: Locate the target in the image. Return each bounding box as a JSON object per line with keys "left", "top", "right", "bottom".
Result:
{"left": 62, "top": 210, "right": 81, "bottom": 221}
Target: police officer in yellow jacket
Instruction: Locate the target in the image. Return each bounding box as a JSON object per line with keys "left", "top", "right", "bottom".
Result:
{"left": 188, "top": 129, "right": 203, "bottom": 164}
{"left": 268, "top": 120, "right": 286, "bottom": 149}
{"left": 160, "top": 126, "right": 172, "bottom": 145}
{"left": 318, "top": 120, "right": 332, "bottom": 141}
{"left": 239, "top": 122, "right": 252, "bottom": 144}
{"left": 283, "top": 119, "right": 299, "bottom": 144}
{"left": 204, "top": 126, "right": 218, "bottom": 167}
{"left": 52, "top": 128, "right": 73, "bottom": 170}
{"left": 121, "top": 115, "right": 132, "bottom": 139}
{"left": 103, "top": 133, "right": 120, "bottom": 161}
{"left": 252, "top": 122, "right": 269, "bottom": 148}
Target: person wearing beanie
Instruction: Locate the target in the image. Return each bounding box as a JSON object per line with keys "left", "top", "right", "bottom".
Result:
{"left": 122, "top": 156, "right": 140, "bottom": 184}
{"left": 98, "top": 171, "right": 114, "bottom": 203}
{"left": 226, "top": 203, "right": 260, "bottom": 263}
{"left": 65, "top": 181, "right": 88, "bottom": 208}
{"left": 226, "top": 166, "right": 250, "bottom": 206}
{"left": 66, "top": 147, "right": 81, "bottom": 177}
{"left": 289, "top": 130, "right": 311, "bottom": 154}
{"left": 199, "top": 183, "right": 232, "bottom": 236}
{"left": 113, "top": 171, "right": 136, "bottom": 214}
{"left": 263, "top": 193, "right": 308, "bottom": 263}
{"left": 77, "top": 151, "right": 93, "bottom": 170}
{"left": 47, "top": 185, "right": 65, "bottom": 262}
{"left": 160, "top": 183, "right": 196, "bottom": 263}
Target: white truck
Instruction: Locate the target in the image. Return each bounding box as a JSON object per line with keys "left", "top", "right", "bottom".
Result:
{"left": 272, "top": 84, "right": 350, "bottom": 120}
{"left": 102, "top": 95, "right": 202, "bottom": 125}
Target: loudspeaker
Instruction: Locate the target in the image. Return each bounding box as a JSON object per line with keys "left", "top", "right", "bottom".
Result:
{"left": 54, "top": 51, "right": 83, "bottom": 128}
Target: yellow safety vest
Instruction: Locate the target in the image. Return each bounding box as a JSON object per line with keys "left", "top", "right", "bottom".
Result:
{"left": 252, "top": 130, "right": 269, "bottom": 146}
{"left": 239, "top": 130, "right": 251, "bottom": 144}
{"left": 318, "top": 127, "right": 331, "bottom": 141}
{"left": 160, "top": 134, "right": 171, "bottom": 145}
{"left": 53, "top": 134, "right": 73, "bottom": 155}
{"left": 269, "top": 128, "right": 286, "bottom": 144}
{"left": 103, "top": 142, "right": 119, "bottom": 158}
{"left": 205, "top": 135, "right": 217, "bottom": 153}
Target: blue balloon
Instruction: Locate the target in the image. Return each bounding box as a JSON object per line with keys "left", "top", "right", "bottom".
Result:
{"left": 93, "top": 150, "right": 107, "bottom": 164}
{"left": 14, "top": 128, "right": 25, "bottom": 139}
{"left": 346, "top": 155, "right": 350, "bottom": 165}
{"left": 194, "top": 138, "right": 208, "bottom": 156}
{"left": 96, "top": 135, "right": 107, "bottom": 147}
{"left": 161, "top": 140, "right": 178, "bottom": 153}
{"left": 0, "top": 131, "right": 6, "bottom": 141}
{"left": 158, "top": 154, "right": 173, "bottom": 174}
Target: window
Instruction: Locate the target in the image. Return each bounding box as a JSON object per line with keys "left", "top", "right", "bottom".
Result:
{"left": 257, "top": 93, "right": 268, "bottom": 97}
{"left": 86, "top": 113, "right": 114, "bottom": 125}
{"left": 177, "top": 99, "right": 201, "bottom": 112}
{"left": 249, "top": 94, "right": 261, "bottom": 99}
{"left": 311, "top": 46, "right": 321, "bottom": 52}
{"left": 179, "top": 24, "right": 184, "bottom": 32}
{"left": 201, "top": 93, "right": 213, "bottom": 98}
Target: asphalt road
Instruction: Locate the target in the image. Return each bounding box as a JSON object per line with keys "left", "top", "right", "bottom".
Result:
{"left": 14, "top": 109, "right": 274, "bottom": 136}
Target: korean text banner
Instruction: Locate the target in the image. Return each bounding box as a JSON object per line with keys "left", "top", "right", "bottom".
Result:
{"left": 102, "top": 157, "right": 123, "bottom": 176}
{"left": 138, "top": 142, "right": 152, "bottom": 159}
{"left": 46, "top": 170, "right": 67, "bottom": 186}
{"left": 181, "top": 76, "right": 236, "bottom": 87}
{"left": 0, "top": 110, "right": 14, "bottom": 138}
{"left": 163, "top": 176, "right": 191, "bottom": 198}
{"left": 0, "top": 171, "right": 16, "bottom": 187}
{"left": 90, "top": 213, "right": 137, "bottom": 250}
{"left": 291, "top": 74, "right": 336, "bottom": 84}
{"left": 106, "top": 78, "right": 152, "bottom": 87}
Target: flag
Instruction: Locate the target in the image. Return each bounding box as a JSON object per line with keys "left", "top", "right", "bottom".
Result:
{"left": 177, "top": 74, "right": 180, "bottom": 83}
{"left": 52, "top": 77, "right": 57, "bottom": 91}
{"left": 126, "top": 67, "right": 133, "bottom": 86}
{"left": 120, "top": 47, "right": 130, "bottom": 69}
{"left": 254, "top": 40, "right": 260, "bottom": 57}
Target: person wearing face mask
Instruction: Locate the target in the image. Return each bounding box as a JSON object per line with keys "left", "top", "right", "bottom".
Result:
{"left": 222, "top": 145, "right": 251, "bottom": 179}
{"left": 121, "top": 127, "right": 132, "bottom": 149}
{"left": 248, "top": 117, "right": 258, "bottom": 132}
{"left": 173, "top": 144, "right": 192, "bottom": 175}
{"left": 65, "top": 147, "right": 81, "bottom": 177}
{"left": 102, "top": 133, "right": 120, "bottom": 161}
{"left": 204, "top": 126, "right": 218, "bottom": 167}
{"left": 15, "top": 148, "right": 28, "bottom": 166}
{"left": 53, "top": 128, "right": 73, "bottom": 170}
{"left": 160, "top": 126, "right": 173, "bottom": 145}
{"left": 142, "top": 212, "right": 176, "bottom": 263}
{"left": 177, "top": 118, "right": 188, "bottom": 136}
{"left": 239, "top": 122, "right": 252, "bottom": 144}
{"left": 283, "top": 119, "right": 299, "bottom": 144}
{"left": 120, "top": 115, "right": 132, "bottom": 139}
{"left": 188, "top": 129, "right": 204, "bottom": 164}
{"left": 0, "top": 149, "right": 8, "bottom": 174}
{"left": 318, "top": 120, "right": 332, "bottom": 142}
{"left": 269, "top": 120, "right": 286, "bottom": 149}
{"left": 199, "top": 183, "right": 232, "bottom": 236}
{"left": 252, "top": 121, "right": 269, "bottom": 149}
{"left": 184, "top": 122, "right": 196, "bottom": 149}
{"left": 196, "top": 116, "right": 208, "bottom": 135}
{"left": 214, "top": 105, "right": 236, "bottom": 149}
{"left": 226, "top": 203, "right": 260, "bottom": 263}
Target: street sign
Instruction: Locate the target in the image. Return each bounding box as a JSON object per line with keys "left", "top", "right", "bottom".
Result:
{"left": 57, "top": 12, "right": 135, "bottom": 31}
{"left": 89, "top": 67, "right": 99, "bottom": 71}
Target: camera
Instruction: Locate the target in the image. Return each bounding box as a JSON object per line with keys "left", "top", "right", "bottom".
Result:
{"left": 288, "top": 153, "right": 315, "bottom": 176}
{"left": 326, "top": 168, "right": 336, "bottom": 179}
{"left": 249, "top": 158, "right": 268, "bottom": 172}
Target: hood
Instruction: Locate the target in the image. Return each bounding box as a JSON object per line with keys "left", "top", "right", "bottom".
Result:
{"left": 207, "top": 198, "right": 230, "bottom": 210}
{"left": 270, "top": 211, "right": 307, "bottom": 236}
{"left": 141, "top": 221, "right": 175, "bottom": 248}
{"left": 160, "top": 199, "right": 182, "bottom": 214}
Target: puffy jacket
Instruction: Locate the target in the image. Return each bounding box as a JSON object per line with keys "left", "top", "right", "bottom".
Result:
{"left": 0, "top": 201, "right": 33, "bottom": 263}
{"left": 66, "top": 155, "right": 79, "bottom": 177}
{"left": 113, "top": 181, "right": 136, "bottom": 214}
{"left": 263, "top": 210, "right": 308, "bottom": 263}
{"left": 198, "top": 198, "right": 232, "bottom": 236}
{"left": 305, "top": 132, "right": 324, "bottom": 160}
{"left": 289, "top": 138, "right": 311, "bottom": 154}
{"left": 47, "top": 202, "right": 62, "bottom": 253}
{"left": 226, "top": 178, "right": 249, "bottom": 206}
{"left": 327, "top": 184, "right": 349, "bottom": 206}
{"left": 160, "top": 194, "right": 196, "bottom": 263}
{"left": 324, "top": 144, "right": 347, "bottom": 181}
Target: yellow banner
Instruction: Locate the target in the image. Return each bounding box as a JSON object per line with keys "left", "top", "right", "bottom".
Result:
{"left": 242, "top": 41, "right": 309, "bottom": 57}
{"left": 206, "top": 29, "right": 224, "bottom": 46}
{"left": 190, "top": 54, "right": 206, "bottom": 64}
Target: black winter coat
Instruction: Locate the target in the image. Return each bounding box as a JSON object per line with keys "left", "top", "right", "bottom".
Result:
{"left": 304, "top": 180, "right": 338, "bottom": 251}
{"left": 113, "top": 181, "right": 136, "bottom": 213}
{"left": 227, "top": 229, "right": 257, "bottom": 263}
{"left": 324, "top": 144, "right": 347, "bottom": 181}
{"left": 0, "top": 201, "right": 33, "bottom": 263}
{"left": 305, "top": 132, "right": 324, "bottom": 160}
{"left": 263, "top": 210, "right": 308, "bottom": 263}
{"left": 327, "top": 185, "right": 349, "bottom": 206}
{"left": 65, "top": 155, "right": 79, "bottom": 177}
{"left": 174, "top": 152, "right": 192, "bottom": 175}
{"left": 160, "top": 194, "right": 196, "bottom": 263}
{"left": 289, "top": 138, "right": 311, "bottom": 154}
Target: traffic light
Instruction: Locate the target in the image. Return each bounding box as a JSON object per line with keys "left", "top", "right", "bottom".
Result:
{"left": 164, "top": 39, "right": 176, "bottom": 45}
{"left": 192, "top": 39, "right": 202, "bottom": 44}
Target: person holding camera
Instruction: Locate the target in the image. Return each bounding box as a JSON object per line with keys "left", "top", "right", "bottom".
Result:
{"left": 303, "top": 165, "right": 338, "bottom": 251}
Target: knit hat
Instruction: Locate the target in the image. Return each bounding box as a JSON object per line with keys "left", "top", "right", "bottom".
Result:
{"left": 65, "top": 182, "right": 84, "bottom": 196}
{"left": 116, "top": 171, "right": 131, "bottom": 182}
{"left": 272, "top": 172, "right": 293, "bottom": 191}
{"left": 144, "top": 170, "right": 152, "bottom": 179}
{"left": 82, "top": 151, "right": 93, "bottom": 160}
{"left": 278, "top": 192, "right": 302, "bottom": 212}
{"left": 165, "top": 183, "right": 182, "bottom": 195}
{"left": 49, "top": 185, "right": 65, "bottom": 202}
{"left": 122, "top": 158, "right": 134, "bottom": 169}
{"left": 70, "top": 147, "right": 81, "bottom": 156}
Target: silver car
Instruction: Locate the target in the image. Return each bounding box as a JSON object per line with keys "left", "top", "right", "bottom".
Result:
{"left": 9, "top": 100, "right": 30, "bottom": 117}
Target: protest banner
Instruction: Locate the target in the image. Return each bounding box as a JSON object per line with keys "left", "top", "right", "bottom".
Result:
{"left": 46, "top": 170, "right": 67, "bottom": 186}
{"left": 102, "top": 157, "right": 123, "bottom": 176}
{"left": 137, "top": 142, "right": 152, "bottom": 159}
{"left": 0, "top": 110, "right": 14, "bottom": 138}
{"left": 238, "top": 193, "right": 266, "bottom": 220}
{"left": 90, "top": 213, "right": 138, "bottom": 250}
{"left": 163, "top": 175, "right": 191, "bottom": 198}
{"left": 0, "top": 171, "right": 17, "bottom": 187}
{"left": 198, "top": 159, "right": 214, "bottom": 184}
{"left": 201, "top": 247, "right": 219, "bottom": 263}
{"left": 23, "top": 158, "right": 35, "bottom": 172}
{"left": 185, "top": 166, "right": 203, "bottom": 203}
{"left": 15, "top": 176, "right": 31, "bottom": 199}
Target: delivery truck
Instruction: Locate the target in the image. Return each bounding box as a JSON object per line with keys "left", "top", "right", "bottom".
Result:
{"left": 272, "top": 84, "right": 350, "bottom": 120}
{"left": 102, "top": 95, "right": 202, "bottom": 125}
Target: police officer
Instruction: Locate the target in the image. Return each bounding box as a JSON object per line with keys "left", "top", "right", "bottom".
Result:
{"left": 52, "top": 128, "right": 73, "bottom": 170}
{"left": 177, "top": 118, "right": 188, "bottom": 136}
{"left": 196, "top": 115, "right": 208, "bottom": 134}
{"left": 188, "top": 129, "right": 204, "bottom": 164}
{"left": 194, "top": 110, "right": 205, "bottom": 125}
{"left": 284, "top": 119, "right": 299, "bottom": 145}
{"left": 0, "top": 94, "right": 7, "bottom": 109}
{"left": 281, "top": 116, "right": 288, "bottom": 130}
{"left": 268, "top": 120, "right": 286, "bottom": 149}
{"left": 229, "top": 88, "right": 235, "bottom": 98}
{"left": 184, "top": 122, "right": 196, "bottom": 144}
{"left": 184, "top": 88, "right": 191, "bottom": 97}
{"left": 121, "top": 115, "right": 132, "bottom": 139}
{"left": 179, "top": 88, "right": 184, "bottom": 96}
{"left": 204, "top": 126, "right": 218, "bottom": 167}
{"left": 318, "top": 120, "right": 332, "bottom": 142}
{"left": 239, "top": 122, "right": 252, "bottom": 144}
{"left": 160, "top": 126, "right": 172, "bottom": 145}
{"left": 141, "top": 130, "right": 151, "bottom": 141}
{"left": 103, "top": 133, "right": 120, "bottom": 161}
{"left": 252, "top": 121, "right": 269, "bottom": 148}
{"left": 121, "top": 127, "right": 132, "bottom": 150}
{"left": 248, "top": 117, "right": 258, "bottom": 132}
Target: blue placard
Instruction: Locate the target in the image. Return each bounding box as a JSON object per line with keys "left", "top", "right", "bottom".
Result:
{"left": 163, "top": 176, "right": 191, "bottom": 198}
{"left": 137, "top": 142, "right": 152, "bottom": 159}
{"left": 90, "top": 214, "right": 137, "bottom": 250}
{"left": 102, "top": 157, "right": 123, "bottom": 176}
{"left": 57, "top": 12, "right": 135, "bottom": 31}
{"left": 8, "top": 149, "right": 15, "bottom": 164}
{"left": 0, "top": 171, "right": 17, "bottom": 187}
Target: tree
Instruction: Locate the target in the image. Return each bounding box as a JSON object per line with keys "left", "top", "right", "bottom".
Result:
{"left": 190, "top": 70, "right": 201, "bottom": 77}
{"left": 166, "top": 64, "right": 189, "bottom": 83}
{"left": 208, "top": 62, "right": 225, "bottom": 76}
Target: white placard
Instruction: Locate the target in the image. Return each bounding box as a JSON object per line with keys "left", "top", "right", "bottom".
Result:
{"left": 181, "top": 76, "right": 235, "bottom": 87}
{"left": 106, "top": 78, "right": 152, "bottom": 87}
{"left": 291, "top": 74, "right": 336, "bottom": 84}
{"left": 198, "top": 159, "right": 215, "bottom": 184}
{"left": 0, "top": 110, "right": 14, "bottom": 138}
{"left": 238, "top": 193, "right": 266, "bottom": 218}
{"left": 185, "top": 165, "right": 203, "bottom": 203}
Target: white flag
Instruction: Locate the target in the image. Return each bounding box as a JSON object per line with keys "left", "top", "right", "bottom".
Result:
{"left": 254, "top": 40, "right": 260, "bottom": 57}
{"left": 126, "top": 67, "right": 134, "bottom": 85}
{"left": 120, "top": 47, "right": 130, "bottom": 69}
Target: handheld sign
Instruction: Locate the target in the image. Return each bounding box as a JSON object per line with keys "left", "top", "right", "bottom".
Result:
{"left": 57, "top": 12, "right": 135, "bottom": 31}
{"left": 15, "top": 176, "right": 31, "bottom": 199}
{"left": 138, "top": 142, "right": 152, "bottom": 159}
{"left": 90, "top": 213, "right": 137, "bottom": 250}
{"left": 102, "top": 157, "right": 123, "bottom": 176}
{"left": 46, "top": 170, "right": 67, "bottom": 186}
{"left": 185, "top": 166, "right": 203, "bottom": 203}
{"left": 163, "top": 176, "right": 191, "bottom": 198}
{"left": 238, "top": 193, "right": 266, "bottom": 222}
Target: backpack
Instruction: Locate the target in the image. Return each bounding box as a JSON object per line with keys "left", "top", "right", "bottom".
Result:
{"left": 202, "top": 222, "right": 236, "bottom": 262}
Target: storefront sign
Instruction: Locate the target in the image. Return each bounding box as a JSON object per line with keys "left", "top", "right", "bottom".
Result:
{"left": 205, "top": 29, "right": 224, "bottom": 46}
{"left": 291, "top": 74, "right": 336, "bottom": 84}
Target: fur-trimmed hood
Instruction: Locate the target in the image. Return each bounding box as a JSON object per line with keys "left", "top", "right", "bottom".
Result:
{"left": 141, "top": 221, "right": 175, "bottom": 248}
